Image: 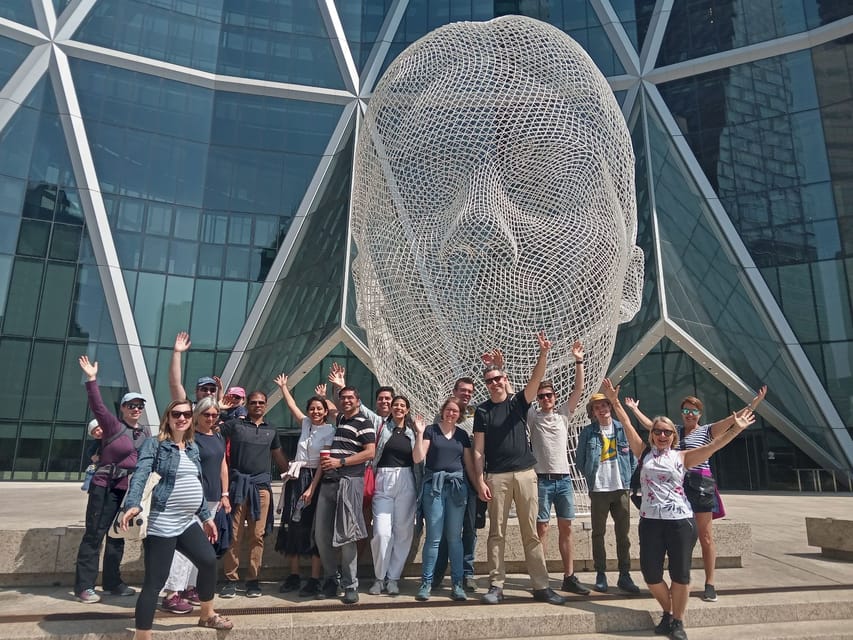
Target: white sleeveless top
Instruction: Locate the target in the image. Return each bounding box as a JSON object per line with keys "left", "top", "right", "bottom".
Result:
{"left": 639, "top": 447, "right": 693, "bottom": 520}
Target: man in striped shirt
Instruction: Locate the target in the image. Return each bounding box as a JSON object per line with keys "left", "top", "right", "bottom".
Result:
{"left": 315, "top": 385, "right": 376, "bottom": 604}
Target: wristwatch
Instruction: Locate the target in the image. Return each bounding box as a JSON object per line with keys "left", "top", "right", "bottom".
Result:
{"left": 340, "top": 457, "right": 348, "bottom": 467}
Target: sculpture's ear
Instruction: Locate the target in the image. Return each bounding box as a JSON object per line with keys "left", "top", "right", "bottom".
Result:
{"left": 619, "top": 246, "right": 644, "bottom": 323}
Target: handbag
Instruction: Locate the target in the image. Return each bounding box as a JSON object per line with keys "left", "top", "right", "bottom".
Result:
{"left": 363, "top": 465, "right": 376, "bottom": 505}
{"left": 683, "top": 471, "right": 716, "bottom": 511}
{"left": 108, "top": 470, "right": 161, "bottom": 540}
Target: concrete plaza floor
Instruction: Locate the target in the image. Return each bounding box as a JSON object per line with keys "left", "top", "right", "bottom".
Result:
{"left": 0, "top": 486, "right": 851, "bottom": 638}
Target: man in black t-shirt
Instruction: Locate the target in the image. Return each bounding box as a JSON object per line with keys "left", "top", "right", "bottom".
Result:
{"left": 315, "top": 385, "right": 376, "bottom": 604}
{"left": 473, "top": 332, "right": 567, "bottom": 606}
{"left": 219, "top": 391, "right": 288, "bottom": 598}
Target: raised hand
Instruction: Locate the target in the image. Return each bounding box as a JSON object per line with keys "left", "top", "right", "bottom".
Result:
{"left": 571, "top": 340, "right": 584, "bottom": 362}
{"left": 78, "top": 355, "right": 98, "bottom": 380}
{"left": 536, "top": 330, "right": 552, "bottom": 352}
{"left": 624, "top": 397, "right": 639, "bottom": 410}
{"left": 174, "top": 331, "right": 191, "bottom": 353}
{"left": 413, "top": 415, "right": 426, "bottom": 436}
{"left": 274, "top": 374, "right": 288, "bottom": 388}
{"left": 752, "top": 385, "right": 768, "bottom": 408}
{"left": 733, "top": 408, "right": 755, "bottom": 431}
{"left": 315, "top": 383, "right": 327, "bottom": 398}
{"left": 601, "top": 378, "right": 620, "bottom": 402}
{"left": 219, "top": 396, "right": 236, "bottom": 410}
{"left": 213, "top": 375, "right": 223, "bottom": 392}
{"left": 328, "top": 362, "right": 346, "bottom": 388}
{"left": 480, "top": 349, "right": 505, "bottom": 369}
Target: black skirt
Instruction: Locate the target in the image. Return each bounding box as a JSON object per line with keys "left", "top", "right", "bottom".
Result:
{"left": 275, "top": 466, "right": 318, "bottom": 557}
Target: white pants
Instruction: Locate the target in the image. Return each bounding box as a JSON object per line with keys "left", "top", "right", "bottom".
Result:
{"left": 163, "top": 500, "right": 218, "bottom": 592}
{"left": 371, "top": 467, "right": 417, "bottom": 582}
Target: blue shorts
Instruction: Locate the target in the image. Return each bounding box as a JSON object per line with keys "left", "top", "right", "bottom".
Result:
{"left": 537, "top": 476, "right": 575, "bottom": 521}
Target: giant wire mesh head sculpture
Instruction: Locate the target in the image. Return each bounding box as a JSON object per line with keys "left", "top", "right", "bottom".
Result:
{"left": 351, "top": 15, "right": 643, "bottom": 420}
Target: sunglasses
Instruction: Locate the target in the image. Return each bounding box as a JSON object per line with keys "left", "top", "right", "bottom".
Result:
{"left": 124, "top": 403, "right": 145, "bottom": 411}
{"left": 537, "top": 392, "right": 554, "bottom": 400}
{"left": 484, "top": 375, "right": 504, "bottom": 385}
{"left": 248, "top": 400, "right": 266, "bottom": 406}
{"left": 198, "top": 386, "right": 217, "bottom": 394}
{"left": 652, "top": 428, "right": 675, "bottom": 437}
{"left": 170, "top": 410, "right": 193, "bottom": 419}
{"left": 681, "top": 408, "right": 701, "bottom": 416}
{"left": 202, "top": 411, "right": 219, "bottom": 418}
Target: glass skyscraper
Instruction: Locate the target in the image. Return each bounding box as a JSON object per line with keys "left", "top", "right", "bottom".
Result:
{"left": 0, "top": 0, "right": 850, "bottom": 490}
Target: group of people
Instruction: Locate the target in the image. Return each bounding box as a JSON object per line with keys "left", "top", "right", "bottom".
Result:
{"left": 74, "top": 330, "right": 766, "bottom": 640}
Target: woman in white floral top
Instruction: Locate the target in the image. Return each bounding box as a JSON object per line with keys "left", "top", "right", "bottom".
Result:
{"left": 602, "top": 379, "right": 754, "bottom": 640}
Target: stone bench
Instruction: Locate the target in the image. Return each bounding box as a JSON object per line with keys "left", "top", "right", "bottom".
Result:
{"left": 806, "top": 517, "right": 853, "bottom": 561}
{"left": 0, "top": 516, "right": 752, "bottom": 586}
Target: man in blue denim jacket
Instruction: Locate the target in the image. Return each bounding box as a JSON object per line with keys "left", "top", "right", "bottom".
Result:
{"left": 575, "top": 392, "right": 640, "bottom": 595}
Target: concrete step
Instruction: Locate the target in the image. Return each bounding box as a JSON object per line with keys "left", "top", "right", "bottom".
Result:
{"left": 1, "top": 582, "right": 851, "bottom": 640}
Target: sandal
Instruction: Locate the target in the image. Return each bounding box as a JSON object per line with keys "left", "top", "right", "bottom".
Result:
{"left": 198, "top": 613, "right": 233, "bottom": 630}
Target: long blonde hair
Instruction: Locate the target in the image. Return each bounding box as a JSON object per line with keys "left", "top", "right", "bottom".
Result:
{"left": 158, "top": 399, "right": 196, "bottom": 444}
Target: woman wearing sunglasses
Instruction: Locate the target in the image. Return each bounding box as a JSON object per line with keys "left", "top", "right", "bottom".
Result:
{"left": 624, "top": 385, "right": 766, "bottom": 602}
{"left": 122, "top": 399, "right": 233, "bottom": 638}
{"left": 603, "top": 380, "right": 754, "bottom": 640}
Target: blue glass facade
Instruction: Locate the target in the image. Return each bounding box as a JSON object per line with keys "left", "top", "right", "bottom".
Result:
{"left": 0, "top": 0, "right": 850, "bottom": 487}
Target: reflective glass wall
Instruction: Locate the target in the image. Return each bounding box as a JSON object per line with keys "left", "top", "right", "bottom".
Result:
{"left": 0, "top": 0, "right": 850, "bottom": 487}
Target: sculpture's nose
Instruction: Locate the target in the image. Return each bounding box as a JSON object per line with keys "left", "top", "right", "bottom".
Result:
{"left": 439, "top": 162, "right": 518, "bottom": 263}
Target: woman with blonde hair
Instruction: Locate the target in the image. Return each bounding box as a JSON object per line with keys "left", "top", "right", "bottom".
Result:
{"left": 122, "top": 399, "right": 233, "bottom": 638}
{"left": 603, "top": 380, "right": 753, "bottom": 640}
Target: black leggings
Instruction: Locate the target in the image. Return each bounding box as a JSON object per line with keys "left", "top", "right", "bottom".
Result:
{"left": 638, "top": 517, "right": 698, "bottom": 585}
{"left": 135, "top": 525, "right": 217, "bottom": 630}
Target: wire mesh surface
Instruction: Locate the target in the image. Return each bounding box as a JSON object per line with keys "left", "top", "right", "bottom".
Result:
{"left": 351, "top": 16, "right": 643, "bottom": 510}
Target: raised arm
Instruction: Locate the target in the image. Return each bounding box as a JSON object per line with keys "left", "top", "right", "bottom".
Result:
{"left": 565, "top": 340, "right": 585, "bottom": 415}
{"left": 602, "top": 378, "right": 644, "bottom": 458}
{"left": 708, "top": 385, "right": 767, "bottom": 438}
{"left": 274, "top": 374, "right": 305, "bottom": 422}
{"left": 683, "top": 409, "right": 755, "bottom": 469}
{"left": 523, "top": 331, "right": 551, "bottom": 404}
{"left": 327, "top": 362, "right": 346, "bottom": 393}
{"left": 169, "top": 332, "right": 190, "bottom": 401}
{"left": 624, "top": 397, "right": 654, "bottom": 430}
{"left": 314, "top": 383, "right": 338, "bottom": 418}
{"left": 79, "top": 356, "right": 121, "bottom": 435}
{"left": 411, "top": 416, "right": 429, "bottom": 464}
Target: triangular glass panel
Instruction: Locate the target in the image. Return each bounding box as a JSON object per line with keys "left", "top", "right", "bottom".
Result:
{"left": 611, "top": 0, "right": 655, "bottom": 53}
{"left": 644, "top": 93, "right": 844, "bottom": 460}
{"left": 0, "top": 36, "right": 32, "bottom": 90}
{"left": 335, "top": 0, "right": 395, "bottom": 74}
{"left": 73, "top": 0, "right": 346, "bottom": 89}
{"left": 236, "top": 129, "right": 354, "bottom": 393}
{"left": 612, "top": 101, "right": 661, "bottom": 366}
{"left": 0, "top": 0, "right": 36, "bottom": 29}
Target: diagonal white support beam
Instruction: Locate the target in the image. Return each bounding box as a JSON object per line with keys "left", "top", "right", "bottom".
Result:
{"left": 646, "top": 15, "right": 853, "bottom": 84}
{"left": 30, "top": 0, "right": 56, "bottom": 39}
{"left": 318, "top": 0, "right": 359, "bottom": 96}
{"left": 58, "top": 41, "right": 355, "bottom": 104}
{"left": 589, "top": 0, "right": 641, "bottom": 76}
{"left": 639, "top": 0, "right": 673, "bottom": 75}
{"left": 0, "top": 16, "right": 48, "bottom": 45}
{"left": 53, "top": 0, "right": 97, "bottom": 41}
{"left": 0, "top": 44, "right": 50, "bottom": 133}
{"left": 49, "top": 45, "right": 159, "bottom": 431}
{"left": 360, "top": 0, "right": 409, "bottom": 97}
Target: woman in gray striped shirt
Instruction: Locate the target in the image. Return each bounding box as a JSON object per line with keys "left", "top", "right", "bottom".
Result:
{"left": 122, "top": 399, "right": 233, "bottom": 638}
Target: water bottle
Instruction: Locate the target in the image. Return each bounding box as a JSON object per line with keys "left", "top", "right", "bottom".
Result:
{"left": 81, "top": 464, "right": 97, "bottom": 491}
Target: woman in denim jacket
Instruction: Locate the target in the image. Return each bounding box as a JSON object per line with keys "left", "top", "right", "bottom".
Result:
{"left": 121, "top": 399, "right": 233, "bottom": 638}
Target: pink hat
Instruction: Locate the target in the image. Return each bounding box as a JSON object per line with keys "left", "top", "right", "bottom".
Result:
{"left": 226, "top": 386, "right": 246, "bottom": 398}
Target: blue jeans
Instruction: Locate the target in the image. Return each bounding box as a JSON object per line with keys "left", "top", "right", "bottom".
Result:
{"left": 420, "top": 478, "right": 468, "bottom": 585}
{"left": 433, "top": 480, "right": 477, "bottom": 583}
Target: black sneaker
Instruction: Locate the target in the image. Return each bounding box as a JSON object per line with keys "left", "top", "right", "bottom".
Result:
{"left": 318, "top": 578, "right": 339, "bottom": 599}
{"left": 480, "top": 585, "right": 504, "bottom": 604}
{"left": 561, "top": 574, "right": 590, "bottom": 595}
{"left": 342, "top": 587, "right": 359, "bottom": 604}
{"left": 245, "top": 580, "right": 262, "bottom": 598}
{"left": 702, "top": 583, "right": 718, "bottom": 602}
{"left": 219, "top": 581, "right": 237, "bottom": 598}
{"left": 617, "top": 572, "right": 641, "bottom": 594}
{"left": 654, "top": 611, "right": 673, "bottom": 635}
{"left": 299, "top": 577, "right": 321, "bottom": 598}
{"left": 669, "top": 618, "right": 688, "bottom": 640}
{"left": 593, "top": 571, "right": 608, "bottom": 592}
{"left": 532, "top": 587, "right": 567, "bottom": 605}
{"left": 279, "top": 574, "right": 301, "bottom": 593}
{"left": 108, "top": 583, "right": 136, "bottom": 596}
